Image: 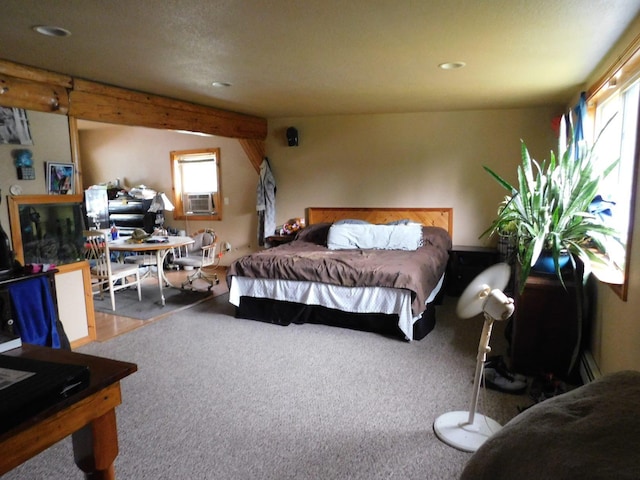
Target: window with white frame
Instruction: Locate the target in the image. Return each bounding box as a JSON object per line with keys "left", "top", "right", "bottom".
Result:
{"left": 170, "top": 148, "right": 221, "bottom": 220}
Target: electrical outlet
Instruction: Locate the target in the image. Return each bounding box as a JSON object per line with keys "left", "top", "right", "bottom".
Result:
{"left": 223, "top": 241, "right": 231, "bottom": 252}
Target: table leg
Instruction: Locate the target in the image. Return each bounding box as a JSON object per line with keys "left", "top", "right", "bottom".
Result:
{"left": 72, "top": 409, "right": 119, "bottom": 480}
{"left": 156, "top": 250, "right": 166, "bottom": 306}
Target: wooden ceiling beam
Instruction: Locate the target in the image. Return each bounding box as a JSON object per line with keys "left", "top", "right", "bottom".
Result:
{"left": 0, "top": 59, "right": 73, "bottom": 88}
{"left": 70, "top": 79, "right": 267, "bottom": 140}
{"left": 0, "top": 73, "right": 70, "bottom": 114}
{"left": 0, "top": 59, "right": 267, "bottom": 140}
{"left": 238, "top": 138, "right": 266, "bottom": 174}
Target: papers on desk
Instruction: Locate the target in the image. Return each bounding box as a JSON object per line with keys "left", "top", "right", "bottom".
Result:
{"left": 0, "top": 366, "right": 34, "bottom": 391}
{"left": 0, "top": 331, "right": 21, "bottom": 354}
{"left": 144, "top": 236, "right": 169, "bottom": 244}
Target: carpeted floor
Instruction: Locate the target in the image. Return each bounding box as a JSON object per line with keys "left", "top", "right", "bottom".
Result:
{"left": 4, "top": 294, "right": 532, "bottom": 480}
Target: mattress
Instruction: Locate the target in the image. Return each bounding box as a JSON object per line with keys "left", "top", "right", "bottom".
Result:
{"left": 229, "top": 274, "right": 445, "bottom": 340}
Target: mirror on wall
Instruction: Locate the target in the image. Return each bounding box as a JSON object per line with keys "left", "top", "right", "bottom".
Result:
{"left": 0, "top": 109, "right": 74, "bottom": 246}
{"left": 7, "top": 194, "right": 86, "bottom": 266}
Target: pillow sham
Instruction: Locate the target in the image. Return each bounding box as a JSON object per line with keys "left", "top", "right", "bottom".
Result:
{"left": 386, "top": 218, "right": 411, "bottom": 225}
{"left": 333, "top": 219, "right": 371, "bottom": 225}
{"left": 327, "top": 222, "right": 423, "bottom": 250}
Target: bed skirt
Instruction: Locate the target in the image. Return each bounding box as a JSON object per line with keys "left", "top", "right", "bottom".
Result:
{"left": 234, "top": 296, "right": 437, "bottom": 341}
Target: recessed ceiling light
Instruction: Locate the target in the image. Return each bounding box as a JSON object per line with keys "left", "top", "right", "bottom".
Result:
{"left": 211, "top": 81, "right": 232, "bottom": 88}
{"left": 32, "top": 25, "right": 72, "bottom": 37}
{"left": 438, "top": 62, "right": 466, "bottom": 70}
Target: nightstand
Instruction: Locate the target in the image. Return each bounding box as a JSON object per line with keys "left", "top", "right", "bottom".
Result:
{"left": 510, "top": 269, "right": 580, "bottom": 380}
{"left": 446, "top": 245, "right": 499, "bottom": 296}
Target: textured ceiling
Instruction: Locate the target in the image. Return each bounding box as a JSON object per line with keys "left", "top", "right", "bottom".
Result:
{"left": 1, "top": 1, "right": 640, "bottom": 118}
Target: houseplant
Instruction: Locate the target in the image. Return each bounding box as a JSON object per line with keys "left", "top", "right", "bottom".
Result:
{"left": 481, "top": 128, "right": 620, "bottom": 291}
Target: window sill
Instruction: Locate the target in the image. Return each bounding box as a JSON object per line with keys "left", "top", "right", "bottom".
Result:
{"left": 589, "top": 250, "right": 624, "bottom": 285}
{"left": 173, "top": 213, "right": 221, "bottom": 221}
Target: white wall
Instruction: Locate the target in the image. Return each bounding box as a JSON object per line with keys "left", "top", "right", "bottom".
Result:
{"left": 265, "top": 108, "right": 558, "bottom": 246}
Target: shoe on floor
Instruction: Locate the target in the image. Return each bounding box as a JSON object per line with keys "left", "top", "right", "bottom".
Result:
{"left": 483, "top": 367, "right": 528, "bottom": 394}
{"left": 484, "top": 355, "right": 527, "bottom": 383}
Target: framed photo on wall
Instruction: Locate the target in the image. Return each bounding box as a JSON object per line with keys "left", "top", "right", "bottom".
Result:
{"left": 0, "top": 107, "right": 33, "bottom": 145}
{"left": 46, "top": 162, "right": 75, "bottom": 194}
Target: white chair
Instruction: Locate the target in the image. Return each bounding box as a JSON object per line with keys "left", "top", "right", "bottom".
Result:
{"left": 171, "top": 229, "right": 220, "bottom": 290}
{"left": 84, "top": 230, "right": 142, "bottom": 311}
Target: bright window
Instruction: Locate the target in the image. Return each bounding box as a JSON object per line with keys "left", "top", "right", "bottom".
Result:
{"left": 593, "top": 81, "right": 639, "bottom": 265}
{"left": 587, "top": 53, "right": 640, "bottom": 300}
{"left": 170, "top": 148, "right": 221, "bottom": 220}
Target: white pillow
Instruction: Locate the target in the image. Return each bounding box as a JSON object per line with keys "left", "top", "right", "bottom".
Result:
{"left": 327, "top": 223, "right": 423, "bottom": 250}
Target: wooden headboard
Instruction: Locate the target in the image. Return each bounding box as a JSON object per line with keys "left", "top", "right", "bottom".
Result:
{"left": 306, "top": 207, "right": 453, "bottom": 239}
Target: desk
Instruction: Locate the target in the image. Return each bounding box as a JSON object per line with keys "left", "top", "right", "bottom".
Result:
{"left": 108, "top": 236, "right": 194, "bottom": 306}
{"left": 0, "top": 344, "right": 137, "bottom": 479}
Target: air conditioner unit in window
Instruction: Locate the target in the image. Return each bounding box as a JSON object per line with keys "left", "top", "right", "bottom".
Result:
{"left": 184, "top": 193, "right": 214, "bottom": 215}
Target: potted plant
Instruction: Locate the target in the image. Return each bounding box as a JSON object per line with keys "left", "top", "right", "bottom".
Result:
{"left": 481, "top": 129, "right": 620, "bottom": 291}
{"left": 494, "top": 196, "right": 518, "bottom": 264}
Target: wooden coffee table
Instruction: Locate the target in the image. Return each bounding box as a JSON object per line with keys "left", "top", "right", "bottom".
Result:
{"left": 0, "top": 344, "right": 137, "bottom": 479}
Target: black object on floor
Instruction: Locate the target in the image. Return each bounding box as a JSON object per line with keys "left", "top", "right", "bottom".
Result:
{"left": 483, "top": 355, "right": 528, "bottom": 394}
{"left": 529, "top": 372, "right": 568, "bottom": 404}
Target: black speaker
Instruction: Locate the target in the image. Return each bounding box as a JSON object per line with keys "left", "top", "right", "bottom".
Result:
{"left": 286, "top": 127, "right": 299, "bottom": 147}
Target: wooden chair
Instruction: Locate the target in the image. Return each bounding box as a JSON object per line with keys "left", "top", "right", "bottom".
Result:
{"left": 84, "top": 230, "right": 142, "bottom": 311}
{"left": 171, "top": 229, "right": 219, "bottom": 290}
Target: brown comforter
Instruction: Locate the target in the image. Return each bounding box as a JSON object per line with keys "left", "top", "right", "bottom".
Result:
{"left": 227, "top": 223, "right": 451, "bottom": 315}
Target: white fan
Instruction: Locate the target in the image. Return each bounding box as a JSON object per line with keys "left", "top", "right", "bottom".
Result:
{"left": 433, "top": 262, "right": 515, "bottom": 452}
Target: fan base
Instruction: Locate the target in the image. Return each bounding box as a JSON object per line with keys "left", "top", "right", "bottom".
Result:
{"left": 433, "top": 410, "right": 502, "bottom": 452}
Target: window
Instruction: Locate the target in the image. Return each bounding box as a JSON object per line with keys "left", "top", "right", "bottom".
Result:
{"left": 587, "top": 46, "right": 640, "bottom": 300}
{"left": 170, "top": 148, "right": 221, "bottom": 221}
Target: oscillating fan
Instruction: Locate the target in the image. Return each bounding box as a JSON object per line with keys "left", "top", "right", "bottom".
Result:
{"left": 433, "top": 262, "right": 515, "bottom": 452}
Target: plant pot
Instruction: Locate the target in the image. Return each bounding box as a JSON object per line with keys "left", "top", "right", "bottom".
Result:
{"left": 532, "top": 252, "right": 570, "bottom": 274}
{"left": 497, "top": 234, "right": 517, "bottom": 264}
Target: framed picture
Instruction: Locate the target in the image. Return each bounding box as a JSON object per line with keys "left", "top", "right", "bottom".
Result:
{"left": 0, "top": 107, "right": 33, "bottom": 145}
{"left": 46, "top": 162, "right": 75, "bottom": 194}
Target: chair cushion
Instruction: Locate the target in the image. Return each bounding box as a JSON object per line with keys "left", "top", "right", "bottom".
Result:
{"left": 124, "top": 255, "right": 157, "bottom": 266}
{"left": 173, "top": 256, "right": 202, "bottom": 268}
{"left": 189, "top": 231, "right": 215, "bottom": 252}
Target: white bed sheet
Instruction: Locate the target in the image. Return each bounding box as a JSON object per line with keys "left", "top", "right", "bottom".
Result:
{"left": 228, "top": 274, "right": 444, "bottom": 341}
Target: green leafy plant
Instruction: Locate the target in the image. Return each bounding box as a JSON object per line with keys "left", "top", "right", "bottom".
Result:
{"left": 481, "top": 128, "right": 620, "bottom": 290}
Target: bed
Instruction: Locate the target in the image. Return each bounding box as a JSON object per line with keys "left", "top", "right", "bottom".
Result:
{"left": 227, "top": 207, "right": 453, "bottom": 340}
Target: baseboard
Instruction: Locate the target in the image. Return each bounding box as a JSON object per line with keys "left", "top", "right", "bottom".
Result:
{"left": 579, "top": 350, "right": 602, "bottom": 384}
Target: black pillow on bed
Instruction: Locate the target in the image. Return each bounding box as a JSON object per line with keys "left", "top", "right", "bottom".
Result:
{"left": 295, "top": 223, "right": 332, "bottom": 245}
{"left": 421, "top": 226, "right": 453, "bottom": 251}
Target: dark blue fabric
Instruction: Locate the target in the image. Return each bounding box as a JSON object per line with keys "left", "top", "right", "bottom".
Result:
{"left": 7, "top": 277, "right": 61, "bottom": 348}
{"left": 589, "top": 195, "right": 616, "bottom": 222}
{"left": 573, "top": 91, "right": 587, "bottom": 160}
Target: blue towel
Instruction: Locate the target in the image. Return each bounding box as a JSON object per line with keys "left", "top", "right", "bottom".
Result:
{"left": 8, "top": 277, "right": 61, "bottom": 348}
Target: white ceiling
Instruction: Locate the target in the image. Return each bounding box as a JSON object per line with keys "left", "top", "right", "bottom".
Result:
{"left": 1, "top": 1, "right": 640, "bottom": 118}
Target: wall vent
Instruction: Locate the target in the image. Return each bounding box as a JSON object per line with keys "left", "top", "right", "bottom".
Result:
{"left": 579, "top": 350, "right": 602, "bottom": 384}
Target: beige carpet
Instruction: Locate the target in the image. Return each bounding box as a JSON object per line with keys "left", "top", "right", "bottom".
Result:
{"left": 5, "top": 294, "right": 532, "bottom": 480}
